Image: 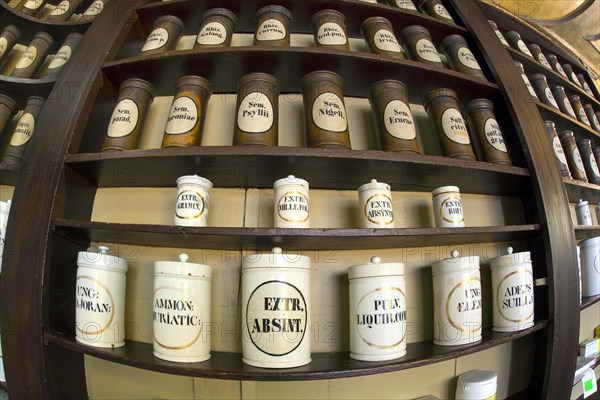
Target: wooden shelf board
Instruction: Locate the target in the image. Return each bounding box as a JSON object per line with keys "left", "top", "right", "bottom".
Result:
{"left": 65, "top": 147, "right": 529, "bottom": 194}
{"left": 581, "top": 295, "right": 600, "bottom": 311}
{"left": 45, "top": 321, "right": 547, "bottom": 381}
{"left": 537, "top": 103, "right": 600, "bottom": 142}
{"left": 563, "top": 178, "right": 600, "bottom": 204}
{"left": 52, "top": 219, "right": 541, "bottom": 251}
{"left": 575, "top": 226, "right": 600, "bottom": 242}
{"left": 0, "top": 75, "right": 56, "bottom": 105}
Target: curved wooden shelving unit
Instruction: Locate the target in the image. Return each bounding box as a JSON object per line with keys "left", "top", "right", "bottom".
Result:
{"left": 0, "top": 75, "right": 56, "bottom": 104}
{"left": 581, "top": 295, "right": 600, "bottom": 311}
{"left": 45, "top": 320, "right": 548, "bottom": 381}
{"left": 564, "top": 178, "right": 600, "bottom": 203}
{"left": 537, "top": 103, "right": 600, "bottom": 141}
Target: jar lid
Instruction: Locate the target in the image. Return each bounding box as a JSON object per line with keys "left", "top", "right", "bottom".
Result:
{"left": 120, "top": 78, "right": 156, "bottom": 99}
{"left": 438, "top": 34, "right": 467, "bottom": 54}
{"left": 490, "top": 247, "right": 531, "bottom": 269}
{"left": 0, "top": 199, "right": 11, "bottom": 213}
{"left": 2, "top": 25, "right": 20, "bottom": 40}
{"left": 423, "top": 88, "right": 458, "bottom": 107}
{"left": 576, "top": 199, "right": 589, "bottom": 208}
{"left": 301, "top": 70, "right": 343, "bottom": 87}
{"left": 26, "top": 96, "right": 46, "bottom": 109}
{"left": 256, "top": 5, "right": 293, "bottom": 22}
{"left": 0, "top": 94, "right": 16, "bottom": 111}
{"left": 550, "top": 85, "right": 565, "bottom": 92}
{"left": 77, "top": 245, "right": 128, "bottom": 273}
{"left": 273, "top": 175, "right": 309, "bottom": 189}
{"left": 154, "top": 253, "right": 212, "bottom": 278}
{"left": 348, "top": 256, "right": 405, "bottom": 280}
{"left": 238, "top": 72, "right": 280, "bottom": 90}
{"left": 431, "top": 250, "right": 479, "bottom": 275}
{"left": 33, "top": 32, "right": 54, "bottom": 46}
{"left": 577, "top": 139, "right": 591, "bottom": 147}
{"left": 399, "top": 25, "right": 431, "bottom": 41}
{"left": 154, "top": 15, "right": 185, "bottom": 32}
{"left": 513, "top": 61, "right": 524, "bottom": 71}
{"left": 456, "top": 370, "right": 497, "bottom": 387}
{"left": 176, "top": 175, "right": 213, "bottom": 190}
{"left": 527, "top": 43, "right": 541, "bottom": 51}
{"left": 568, "top": 94, "right": 580, "bottom": 102}
{"left": 242, "top": 247, "right": 311, "bottom": 270}
{"left": 544, "top": 120, "right": 555, "bottom": 129}
{"left": 361, "top": 16, "right": 393, "bottom": 32}
{"left": 558, "top": 130, "right": 574, "bottom": 139}
{"left": 311, "top": 9, "right": 345, "bottom": 28}
{"left": 369, "top": 79, "right": 407, "bottom": 98}
{"left": 580, "top": 236, "right": 600, "bottom": 248}
{"left": 358, "top": 179, "right": 391, "bottom": 193}
{"left": 505, "top": 30, "right": 521, "bottom": 39}
{"left": 201, "top": 8, "right": 237, "bottom": 27}
{"left": 431, "top": 185, "right": 459, "bottom": 197}
{"left": 175, "top": 75, "right": 213, "bottom": 93}
{"left": 462, "top": 98, "right": 493, "bottom": 119}
{"left": 530, "top": 73, "right": 547, "bottom": 83}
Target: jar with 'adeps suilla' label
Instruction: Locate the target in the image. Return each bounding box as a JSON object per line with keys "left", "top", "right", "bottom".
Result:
{"left": 544, "top": 121, "right": 571, "bottom": 178}
{"left": 559, "top": 130, "right": 588, "bottom": 182}
{"left": 358, "top": 180, "right": 395, "bottom": 228}
{"left": 140, "top": 15, "right": 185, "bottom": 56}
{"left": 194, "top": 8, "right": 237, "bottom": 49}
{"left": 273, "top": 175, "right": 309, "bottom": 228}
{"left": 311, "top": 9, "right": 350, "bottom": 51}
{"left": 439, "top": 35, "right": 485, "bottom": 79}
{"left": 361, "top": 16, "right": 404, "bottom": 60}
{"left": 174, "top": 175, "right": 212, "bottom": 227}
{"left": 254, "top": 5, "right": 292, "bottom": 46}
{"left": 399, "top": 25, "right": 443, "bottom": 67}
{"left": 462, "top": 98, "right": 511, "bottom": 165}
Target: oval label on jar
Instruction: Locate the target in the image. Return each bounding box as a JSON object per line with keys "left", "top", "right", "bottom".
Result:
{"left": 571, "top": 73, "right": 581, "bottom": 86}
{"left": 374, "top": 30, "right": 402, "bottom": 53}
{"left": 317, "top": 22, "right": 347, "bottom": 46}
{"left": 441, "top": 108, "right": 470, "bottom": 145}
{"left": 555, "top": 63, "right": 566, "bottom": 77}
{"left": 75, "top": 276, "right": 115, "bottom": 336}
{"left": 544, "top": 87, "right": 559, "bottom": 109}
{"left": 395, "top": 0, "right": 417, "bottom": 10}
{"left": 484, "top": 118, "right": 508, "bottom": 152}
{"left": 591, "top": 114, "right": 600, "bottom": 131}
{"left": 165, "top": 96, "right": 198, "bottom": 135}
{"left": 440, "top": 195, "right": 464, "bottom": 224}
{"left": 364, "top": 193, "right": 394, "bottom": 225}
{"left": 517, "top": 40, "right": 532, "bottom": 57}
{"left": 495, "top": 30, "right": 509, "bottom": 46}
{"left": 383, "top": 100, "right": 416, "bottom": 140}
{"left": 237, "top": 92, "right": 274, "bottom": 133}
{"left": 433, "top": 4, "right": 453, "bottom": 20}
{"left": 277, "top": 190, "right": 309, "bottom": 224}
{"left": 47, "top": 45, "right": 72, "bottom": 70}
{"left": 10, "top": 113, "right": 35, "bottom": 146}
{"left": 246, "top": 280, "right": 308, "bottom": 356}
{"left": 107, "top": 99, "right": 139, "bottom": 138}
{"left": 356, "top": 287, "right": 407, "bottom": 349}
{"left": 0, "top": 37, "right": 7, "bottom": 57}
{"left": 14, "top": 46, "right": 37, "bottom": 70}
{"left": 153, "top": 287, "right": 203, "bottom": 350}
{"left": 256, "top": 19, "right": 286, "bottom": 41}
{"left": 552, "top": 136, "right": 568, "bottom": 166}
{"left": 573, "top": 148, "right": 586, "bottom": 174}
{"left": 141, "top": 28, "right": 170, "bottom": 52}
{"left": 457, "top": 47, "right": 481, "bottom": 70}
{"left": 175, "top": 190, "right": 205, "bottom": 220}
{"left": 521, "top": 75, "right": 537, "bottom": 98}
{"left": 578, "top": 108, "right": 590, "bottom": 125}
{"left": 84, "top": 0, "right": 104, "bottom": 16}
{"left": 51, "top": 0, "right": 70, "bottom": 15}
{"left": 537, "top": 53, "right": 551, "bottom": 69}
{"left": 23, "top": 0, "right": 43, "bottom": 10}
{"left": 564, "top": 97, "right": 576, "bottom": 117}
{"left": 415, "top": 39, "right": 442, "bottom": 62}
{"left": 496, "top": 270, "right": 534, "bottom": 323}
{"left": 312, "top": 93, "right": 347, "bottom": 132}
{"left": 197, "top": 22, "right": 227, "bottom": 46}
{"left": 446, "top": 277, "right": 482, "bottom": 333}
{"left": 590, "top": 154, "right": 600, "bottom": 177}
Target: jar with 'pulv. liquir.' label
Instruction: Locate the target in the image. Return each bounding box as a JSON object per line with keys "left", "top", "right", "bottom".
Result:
{"left": 432, "top": 250, "right": 482, "bottom": 346}
{"left": 358, "top": 179, "right": 395, "bottom": 228}
{"left": 273, "top": 175, "right": 309, "bottom": 228}
{"left": 439, "top": 35, "right": 485, "bottom": 79}
{"left": 153, "top": 253, "right": 212, "bottom": 363}
{"left": 140, "top": 15, "right": 185, "bottom": 56}
{"left": 462, "top": 98, "right": 511, "bottom": 165}
{"left": 75, "top": 246, "right": 127, "bottom": 348}
{"left": 242, "top": 247, "right": 311, "bottom": 368}
{"left": 559, "top": 130, "right": 588, "bottom": 182}
{"left": 544, "top": 121, "right": 571, "bottom": 178}
{"left": 348, "top": 256, "right": 407, "bottom": 361}
{"left": 254, "top": 5, "right": 292, "bottom": 46}
{"left": 361, "top": 16, "right": 404, "bottom": 60}
{"left": 194, "top": 8, "right": 237, "bottom": 49}
{"left": 174, "top": 175, "right": 212, "bottom": 227}
{"left": 399, "top": 25, "right": 443, "bottom": 67}
{"left": 490, "top": 247, "right": 534, "bottom": 332}
{"left": 432, "top": 186, "right": 464, "bottom": 227}
{"left": 311, "top": 9, "right": 350, "bottom": 51}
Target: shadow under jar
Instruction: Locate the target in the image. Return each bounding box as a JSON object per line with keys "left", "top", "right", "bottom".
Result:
{"left": 140, "top": 15, "right": 185, "bottom": 56}
{"left": 559, "top": 130, "right": 587, "bottom": 182}
{"left": 311, "top": 9, "right": 350, "bottom": 51}
{"left": 462, "top": 98, "right": 511, "bottom": 165}
{"left": 10, "top": 32, "right": 54, "bottom": 79}
{"left": 194, "top": 8, "right": 237, "bottom": 49}
{"left": 254, "top": 5, "right": 292, "bottom": 46}
{"left": 438, "top": 35, "right": 485, "bottom": 79}
{"left": 399, "top": 25, "right": 443, "bottom": 66}
{"left": 361, "top": 16, "right": 404, "bottom": 60}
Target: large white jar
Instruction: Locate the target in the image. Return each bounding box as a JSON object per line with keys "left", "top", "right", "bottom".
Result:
{"left": 490, "top": 247, "right": 534, "bottom": 332}
{"left": 75, "top": 245, "right": 128, "bottom": 348}
{"left": 241, "top": 247, "right": 311, "bottom": 368}
{"left": 358, "top": 179, "right": 395, "bottom": 228}
{"left": 153, "top": 253, "right": 212, "bottom": 362}
{"left": 348, "top": 256, "right": 407, "bottom": 361}
{"left": 432, "top": 250, "right": 482, "bottom": 346}
{"left": 580, "top": 237, "right": 600, "bottom": 297}
{"left": 174, "top": 175, "right": 212, "bottom": 227}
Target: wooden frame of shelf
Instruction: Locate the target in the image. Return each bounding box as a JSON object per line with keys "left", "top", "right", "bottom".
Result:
{"left": 537, "top": 103, "right": 600, "bottom": 142}
{"left": 564, "top": 178, "right": 600, "bottom": 203}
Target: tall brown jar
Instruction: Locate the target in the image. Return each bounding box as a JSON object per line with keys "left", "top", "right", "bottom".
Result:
{"left": 546, "top": 54, "right": 568, "bottom": 78}
{"left": 423, "top": 88, "right": 475, "bottom": 160}
{"left": 576, "top": 139, "right": 600, "bottom": 185}
{"left": 559, "top": 130, "right": 587, "bottom": 182}
{"left": 254, "top": 5, "right": 292, "bottom": 47}
{"left": 194, "top": 8, "right": 237, "bottom": 49}
{"left": 569, "top": 95, "right": 590, "bottom": 126}
{"left": 463, "top": 99, "right": 511, "bottom": 165}
{"left": 487, "top": 20, "right": 509, "bottom": 46}
{"left": 439, "top": 35, "right": 485, "bottom": 78}
{"left": 140, "top": 16, "right": 185, "bottom": 56}
{"left": 562, "top": 64, "right": 582, "bottom": 87}
{"left": 10, "top": 32, "right": 54, "bottom": 79}
{"left": 311, "top": 10, "right": 350, "bottom": 51}
{"left": 0, "top": 95, "right": 17, "bottom": 136}
{"left": 530, "top": 74, "right": 559, "bottom": 110}
{"left": 551, "top": 85, "right": 575, "bottom": 118}
{"left": 576, "top": 73, "right": 596, "bottom": 99}
{"left": 594, "top": 147, "right": 600, "bottom": 170}
{"left": 505, "top": 31, "right": 533, "bottom": 57}
{"left": 386, "top": 0, "right": 418, "bottom": 11}
{"left": 513, "top": 61, "right": 538, "bottom": 101}
{"left": 399, "top": 25, "right": 443, "bottom": 66}
{"left": 418, "top": 0, "right": 455, "bottom": 23}
{"left": 361, "top": 17, "right": 404, "bottom": 59}
{"left": 2, "top": 96, "right": 45, "bottom": 166}
{"left": 527, "top": 43, "right": 552, "bottom": 69}
{"left": 19, "top": 0, "right": 48, "bottom": 16}
{"left": 233, "top": 73, "right": 280, "bottom": 146}
{"left": 161, "top": 75, "right": 213, "bottom": 148}
{"left": 368, "top": 80, "right": 420, "bottom": 154}
{"left": 0, "top": 25, "right": 20, "bottom": 67}
{"left": 544, "top": 121, "right": 571, "bottom": 178}
{"left": 583, "top": 104, "right": 600, "bottom": 133}
{"left": 301, "top": 70, "right": 351, "bottom": 149}
{"left": 79, "top": 0, "right": 108, "bottom": 22}
{"left": 45, "top": 0, "right": 83, "bottom": 22}
{"left": 39, "top": 32, "right": 82, "bottom": 79}
{"left": 102, "top": 78, "right": 155, "bottom": 152}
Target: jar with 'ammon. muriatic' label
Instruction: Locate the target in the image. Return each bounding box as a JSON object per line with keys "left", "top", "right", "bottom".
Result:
{"left": 0, "top": 95, "right": 16, "bottom": 137}
{"left": 559, "top": 130, "right": 588, "bottom": 182}
{"left": 174, "top": 175, "right": 212, "bottom": 227}
{"left": 10, "top": 32, "right": 54, "bottom": 79}
{"left": 432, "top": 185, "right": 464, "bottom": 227}
{"left": 358, "top": 180, "right": 395, "bottom": 228}
{"left": 40, "top": 32, "right": 82, "bottom": 79}
{"left": 273, "top": 175, "right": 309, "bottom": 228}
{"left": 45, "top": 0, "right": 83, "bottom": 22}
{"left": 399, "top": 25, "right": 443, "bottom": 66}
{"left": 234, "top": 73, "right": 280, "bottom": 146}
{"left": 462, "top": 98, "right": 511, "bottom": 165}
{"left": 161, "top": 75, "right": 213, "bottom": 148}
{"left": 544, "top": 121, "right": 571, "bottom": 178}
{"left": 2, "top": 96, "right": 45, "bottom": 166}
{"left": 311, "top": 9, "right": 350, "bottom": 51}
{"left": 569, "top": 95, "right": 591, "bottom": 126}
{"left": 140, "top": 15, "right": 185, "bottom": 56}
{"left": 254, "top": 5, "right": 292, "bottom": 47}
{"left": 418, "top": 0, "right": 455, "bottom": 23}
{"left": 551, "top": 85, "right": 575, "bottom": 118}
{"left": 576, "top": 139, "right": 600, "bottom": 185}
{"left": 368, "top": 80, "right": 420, "bottom": 154}
{"left": 505, "top": 31, "right": 533, "bottom": 57}
{"left": 194, "top": 8, "right": 237, "bottom": 49}
{"left": 0, "top": 25, "right": 20, "bottom": 66}
{"left": 423, "top": 88, "right": 475, "bottom": 160}
{"left": 101, "top": 78, "right": 155, "bottom": 151}
{"left": 301, "top": 70, "right": 351, "bottom": 149}
{"left": 348, "top": 256, "right": 407, "bottom": 361}
{"left": 529, "top": 74, "right": 559, "bottom": 110}
{"left": 361, "top": 16, "right": 405, "bottom": 60}
{"left": 439, "top": 35, "right": 485, "bottom": 79}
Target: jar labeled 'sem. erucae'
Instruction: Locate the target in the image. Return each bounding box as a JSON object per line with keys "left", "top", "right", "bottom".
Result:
{"left": 174, "top": 175, "right": 212, "bottom": 227}
{"left": 544, "top": 121, "right": 571, "bottom": 178}
{"left": 153, "top": 253, "right": 212, "bottom": 363}
{"left": 580, "top": 237, "right": 600, "bottom": 297}
{"left": 559, "top": 130, "right": 587, "bottom": 182}
{"left": 2, "top": 96, "right": 46, "bottom": 166}
{"left": 361, "top": 17, "right": 404, "bottom": 59}
{"left": 358, "top": 179, "right": 395, "bottom": 228}
{"left": 348, "top": 256, "right": 407, "bottom": 361}
{"left": 242, "top": 247, "right": 311, "bottom": 368}
{"left": 462, "top": 98, "right": 511, "bottom": 165}
{"left": 439, "top": 35, "right": 485, "bottom": 79}
{"left": 75, "top": 246, "right": 128, "bottom": 348}
{"left": 0, "top": 25, "right": 20, "bottom": 66}
{"left": 432, "top": 250, "right": 482, "bottom": 346}
{"left": 311, "top": 9, "right": 350, "bottom": 51}
{"left": 274, "top": 175, "right": 309, "bottom": 228}
{"left": 490, "top": 247, "right": 534, "bottom": 332}
{"left": 399, "top": 25, "right": 443, "bottom": 66}
{"left": 10, "top": 32, "right": 54, "bottom": 79}
{"left": 194, "top": 8, "right": 237, "bottom": 49}
{"left": 432, "top": 185, "right": 464, "bottom": 227}
{"left": 254, "top": 5, "right": 292, "bottom": 46}
{"left": 140, "top": 15, "right": 185, "bottom": 56}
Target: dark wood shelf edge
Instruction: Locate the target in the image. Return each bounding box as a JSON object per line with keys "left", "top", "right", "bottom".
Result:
{"left": 537, "top": 103, "right": 600, "bottom": 140}
{"left": 581, "top": 295, "right": 600, "bottom": 311}
{"left": 44, "top": 321, "right": 547, "bottom": 381}
{"left": 575, "top": 227, "right": 600, "bottom": 242}
{"left": 563, "top": 179, "right": 600, "bottom": 203}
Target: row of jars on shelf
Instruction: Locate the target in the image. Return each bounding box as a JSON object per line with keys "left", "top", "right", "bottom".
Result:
{"left": 75, "top": 245, "right": 534, "bottom": 367}
{"left": 6, "top": 0, "right": 107, "bottom": 22}
{"left": 138, "top": 7, "right": 485, "bottom": 80}
{"left": 0, "top": 26, "right": 82, "bottom": 79}
{"left": 488, "top": 20, "right": 598, "bottom": 101}
{"left": 99, "top": 71, "right": 512, "bottom": 165}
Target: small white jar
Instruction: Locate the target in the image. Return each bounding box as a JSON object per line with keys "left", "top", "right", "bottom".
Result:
{"left": 348, "top": 256, "right": 407, "bottom": 361}
{"left": 358, "top": 179, "right": 395, "bottom": 228}
{"left": 241, "top": 247, "right": 311, "bottom": 368}
{"left": 273, "top": 175, "right": 310, "bottom": 228}
{"left": 153, "top": 253, "right": 212, "bottom": 363}
{"left": 455, "top": 370, "right": 497, "bottom": 400}
{"left": 432, "top": 250, "right": 481, "bottom": 346}
{"left": 432, "top": 186, "right": 464, "bottom": 227}
{"left": 576, "top": 199, "right": 593, "bottom": 226}
{"left": 174, "top": 175, "right": 212, "bottom": 227}
{"left": 75, "top": 246, "right": 128, "bottom": 348}
{"left": 490, "top": 247, "right": 534, "bottom": 332}
{"left": 580, "top": 237, "right": 600, "bottom": 297}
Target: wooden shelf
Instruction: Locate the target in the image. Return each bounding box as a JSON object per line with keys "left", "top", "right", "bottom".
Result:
{"left": 65, "top": 147, "right": 529, "bottom": 194}
{"left": 53, "top": 219, "right": 541, "bottom": 250}
{"left": 581, "top": 295, "right": 600, "bottom": 311}
{"left": 45, "top": 321, "right": 547, "bottom": 381}
{"left": 564, "top": 178, "right": 600, "bottom": 204}
{"left": 0, "top": 75, "right": 56, "bottom": 105}
{"left": 575, "top": 226, "right": 600, "bottom": 242}
{"left": 537, "top": 103, "right": 600, "bottom": 142}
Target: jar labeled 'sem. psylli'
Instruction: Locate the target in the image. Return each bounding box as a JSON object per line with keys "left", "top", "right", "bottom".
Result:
{"left": 432, "top": 185, "right": 464, "bottom": 227}
{"left": 348, "top": 256, "right": 407, "bottom": 361}
{"left": 358, "top": 179, "right": 395, "bottom": 228}
{"left": 174, "top": 175, "right": 212, "bottom": 227}
{"left": 273, "top": 175, "right": 309, "bottom": 228}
